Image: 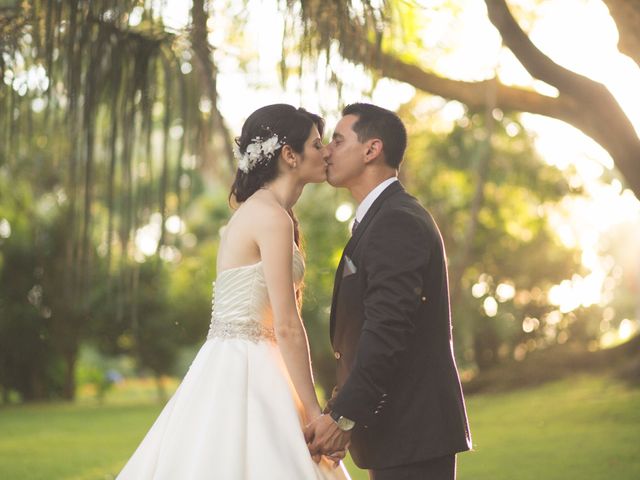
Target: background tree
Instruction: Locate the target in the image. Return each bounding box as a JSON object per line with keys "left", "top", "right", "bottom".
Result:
{"left": 282, "top": 0, "right": 639, "bottom": 364}
{"left": 285, "top": 0, "right": 639, "bottom": 197}
{"left": 0, "top": 0, "right": 233, "bottom": 400}
{"left": 1, "top": 0, "right": 636, "bottom": 403}
{"left": 399, "top": 97, "right": 583, "bottom": 370}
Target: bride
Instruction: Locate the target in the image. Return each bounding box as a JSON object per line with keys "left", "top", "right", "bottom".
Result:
{"left": 117, "top": 104, "right": 350, "bottom": 479}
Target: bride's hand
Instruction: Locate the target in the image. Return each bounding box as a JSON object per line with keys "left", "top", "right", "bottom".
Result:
{"left": 303, "top": 409, "right": 322, "bottom": 445}
{"left": 304, "top": 409, "right": 323, "bottom": 463}
{"left": 326, "top": 449, "right": 347, "bottom": 468}
{"left": 303, "top": 405, "right": 323, "bottom": 426}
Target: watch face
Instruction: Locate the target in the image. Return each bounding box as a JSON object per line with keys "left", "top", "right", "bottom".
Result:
{"left": 337, "top": 416, "right": 355, "bottom": 431}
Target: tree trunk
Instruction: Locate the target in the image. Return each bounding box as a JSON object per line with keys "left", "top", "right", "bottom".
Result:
{"left": 602, "top": 0, "right": 640, "bottom": 67}
{"left": 155, "top": 373, "right": 166, "bottom": 403}
{"left": 62, "top": 350, "right": 77, "bottom": 401}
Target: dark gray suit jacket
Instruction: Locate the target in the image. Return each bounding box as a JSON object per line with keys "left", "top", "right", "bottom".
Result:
{"left": 329, "top": 181, "right": 472, "bottom": 469}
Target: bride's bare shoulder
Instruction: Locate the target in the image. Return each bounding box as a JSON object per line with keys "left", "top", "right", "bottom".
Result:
{"left": 236, "top": 194, "right": 292, "bottom": 230}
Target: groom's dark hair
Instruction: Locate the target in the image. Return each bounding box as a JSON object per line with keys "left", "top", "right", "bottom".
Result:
{"left": 342, "top": 103, "right": 407, "bottom": 168}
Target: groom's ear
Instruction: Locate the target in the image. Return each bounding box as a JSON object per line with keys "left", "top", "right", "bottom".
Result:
{"left": 364, "top": 138, "right": 383, "bottom": 164}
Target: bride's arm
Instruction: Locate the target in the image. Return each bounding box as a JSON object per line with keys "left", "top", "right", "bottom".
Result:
{"left": 257, "top": 208, "right": 321, "bottom": 424}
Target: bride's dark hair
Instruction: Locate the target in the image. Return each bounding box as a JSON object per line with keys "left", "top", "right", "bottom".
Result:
{"left": 230, "top": 104, "right": 324, "bottom": 202}
{"left": 229, "top": 104, "right": 324, "bottom": 249}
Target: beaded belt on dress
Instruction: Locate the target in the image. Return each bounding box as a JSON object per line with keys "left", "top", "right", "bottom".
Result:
{"left": 206, "top": 319, "right": 276, "bottom": 343}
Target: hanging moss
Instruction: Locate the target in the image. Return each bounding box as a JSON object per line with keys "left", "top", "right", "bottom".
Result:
{"left": 0, "top": 0, "right": 235, "bottom": 399}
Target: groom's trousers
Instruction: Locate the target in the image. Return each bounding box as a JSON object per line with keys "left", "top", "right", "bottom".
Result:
{"left": 368, "top": 454, "right": 456, "bottom": 480}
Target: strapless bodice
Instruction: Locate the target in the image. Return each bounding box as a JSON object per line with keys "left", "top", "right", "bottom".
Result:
{"left": 206, "top": 248, "right": 305, "bottom": 343}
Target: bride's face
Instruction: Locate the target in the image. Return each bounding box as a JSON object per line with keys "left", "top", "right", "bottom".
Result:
{"left": 296, "top": 125, "right": 328, "bottom": 184}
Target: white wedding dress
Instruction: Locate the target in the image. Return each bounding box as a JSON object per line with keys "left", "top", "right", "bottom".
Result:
{"left": 117, "top": 247, "right": 350, "bottom": 479}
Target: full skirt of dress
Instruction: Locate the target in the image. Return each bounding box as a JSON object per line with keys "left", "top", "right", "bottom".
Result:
{"left": 117, "top": 338, "right": 350, "bottom": 480}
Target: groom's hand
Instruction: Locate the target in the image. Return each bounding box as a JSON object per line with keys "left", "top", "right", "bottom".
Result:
{"left": 306, "top": 414, "right": 352, "bottom": 459}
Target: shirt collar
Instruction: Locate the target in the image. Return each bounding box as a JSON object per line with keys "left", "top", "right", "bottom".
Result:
{"left": 355, "top": 177, "right": 398, "bottom": 222}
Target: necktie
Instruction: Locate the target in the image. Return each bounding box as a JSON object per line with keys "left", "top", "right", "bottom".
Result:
{"left": 351, "top": 219, "right": 360, "bottom": 235}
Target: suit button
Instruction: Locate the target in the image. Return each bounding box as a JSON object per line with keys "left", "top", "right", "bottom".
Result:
{"left": 334, "top": 351, "right": 341, "bottom": 360}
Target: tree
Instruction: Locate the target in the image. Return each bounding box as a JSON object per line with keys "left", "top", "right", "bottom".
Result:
{"left": 0, "top": 0, "right": 233, "bottom": 333}
{"left": 289, "top": 0, "right": 640, "bottom": 199}
{"left": 0, "top": 169, "right": 99, "bottom": 401}
{"left": 2, "top": 0, "right": 634, "bottom": 398}
{"left": 0, "top": 1, "right": 232, "bottom": 399}
{"left": 400, "top": 99, "right": 583, "bottom": 369}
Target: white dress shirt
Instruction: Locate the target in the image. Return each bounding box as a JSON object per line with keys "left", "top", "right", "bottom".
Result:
{"left": 355, "top": 177, "right": 398, "bottom": 223}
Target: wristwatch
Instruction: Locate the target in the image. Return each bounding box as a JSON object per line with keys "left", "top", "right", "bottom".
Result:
{"left": 329, "top": 410, "right": 356, "bottom": 431}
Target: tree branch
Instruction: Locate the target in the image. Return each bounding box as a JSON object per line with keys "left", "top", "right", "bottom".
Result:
{"left": 337, "top": 25, "right": 640, "bottom": 196}
{"left": 483, "top": 0, "right": 640, "bottom": 198}
{"left": 602, "top": 0, "right": 640, "bottom": 67}
{"left": 371, "top": 50, "right": 575, "bottom": 120}
{"left": 190, "top": 0, "right": 234, "bottom": 180}
{"left": 484, "top": 0, "right": 595, "bottom": 95}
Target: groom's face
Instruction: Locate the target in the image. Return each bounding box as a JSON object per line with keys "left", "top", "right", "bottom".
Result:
{"left": 326, "top": 114, "right": 368, "bottom": 188}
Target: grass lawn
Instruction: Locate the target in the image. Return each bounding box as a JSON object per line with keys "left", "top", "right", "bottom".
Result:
{"left": 0, "top": 374, "right": 638, "bottom": 479}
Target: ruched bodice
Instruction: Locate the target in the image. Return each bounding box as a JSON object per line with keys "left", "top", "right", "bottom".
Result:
{"left": 206, "top": 248, "right": 305, "bottom": 342}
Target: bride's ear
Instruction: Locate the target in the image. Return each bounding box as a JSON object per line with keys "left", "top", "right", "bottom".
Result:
{"left": 281, "top": 145, "right": 298, "bottom": 169}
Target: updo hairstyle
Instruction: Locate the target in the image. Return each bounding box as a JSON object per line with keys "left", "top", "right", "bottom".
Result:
{"left": 230, "top": 104, "right": 324, "bottom": 203}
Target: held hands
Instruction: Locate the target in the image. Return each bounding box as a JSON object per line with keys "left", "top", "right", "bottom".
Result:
{"left": 304, "top": 414, "right": 351, "bottom": 468}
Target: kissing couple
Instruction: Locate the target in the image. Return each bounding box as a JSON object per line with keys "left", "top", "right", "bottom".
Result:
{"left": 117, "top": 103, "right": 471, "bottom": 479}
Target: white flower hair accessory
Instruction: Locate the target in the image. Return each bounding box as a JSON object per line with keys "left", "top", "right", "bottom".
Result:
{"left": 234, "top": 132, "right": 285, "bottom": 173}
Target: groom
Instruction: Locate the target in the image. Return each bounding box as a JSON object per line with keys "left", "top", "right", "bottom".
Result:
{"left": 305, "top": 103, "right": 472, "bottom": 479}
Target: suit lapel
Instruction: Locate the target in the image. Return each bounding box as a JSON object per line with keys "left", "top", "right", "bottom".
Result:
{"left": 329, "top": 181, "right": 404, "bottom": 342}
{"left": 329, "top": 256, "right": 346, "bottom": 342}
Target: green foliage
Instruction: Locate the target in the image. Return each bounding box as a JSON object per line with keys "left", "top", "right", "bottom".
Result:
{"left": 400, "top": 99, "right": 584, "bottom": 369}
{"left": 87, "top": 190, "right": 225, "bottom": 387}
{"left": 296, "top": 183, "right": 354, "bottom": 394}
{"left": 0, "top": 101, "right": 598, "bottom": 400}
{"left": 2, "top": 0, "right": 629, "bottom": 402}
{"left": 74, "top": 345, "right": 123, "bottom": 402}
{"left": 0, "top": 3, "right": 234, "bottom": 399}
{"left": 0, "top": 162, "right": 217, "bottom": 402}
{"left": 0, "top": 168, "right": 79, "bottom": 401}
